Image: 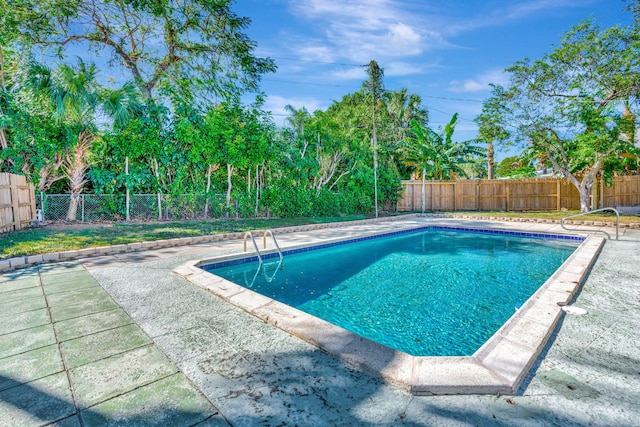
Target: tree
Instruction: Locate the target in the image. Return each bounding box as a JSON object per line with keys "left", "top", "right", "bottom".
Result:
{"left": 496, "top": 20, "right": 640, "bottom": 212}
{"left": 7, "top": 0, "right": 276, "bottom": 102}
{"left": 0, "top": 0, "right": 64, "bottom": 171}
{"left": 364, "top": 60, "right": 385, "bottom": 217}
{"left": 405, "top": 114, "right": 485, "bottom": 180}
{"left": 496, "top": 155, "right": 536, "bottom": 178}
{"left": 403, "top": 114, "right": 485, "bottom": 212}
{"left": 28, "top": 59, "right": 141, "bottom": 220}
{"left": 386, "top": 88, "right": 428, "bottom": 145}
{"left": 474, "top": 85, "right": 510, "bottom": 179}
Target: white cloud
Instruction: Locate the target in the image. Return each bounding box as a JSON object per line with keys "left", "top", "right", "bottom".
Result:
{"left": 387, "top": 22, "right": 423, "bottom": 55}
{"left": 448, "top": 70, "right": 509, "bottom": 93}
{"left": 295, "top": 44, "right": 335, "bottom": 63}
{"left": 264, "top": 95, "right": 327, "bottom": 125}
{"left": 446, "top": 0, "right": 597, "bottom": 35}
{"left": 330, "top": 67, "right": 367, "bottom": 80}
{"left": 384, "top": 61, "right": 435, "bottom": 77}
{"left": 285, "top": 0, "right": 442, "bottom": 65}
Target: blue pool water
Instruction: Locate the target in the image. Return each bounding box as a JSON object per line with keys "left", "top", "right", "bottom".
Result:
{"left": 205, "top": 228, "right": 580, "bottom": 356}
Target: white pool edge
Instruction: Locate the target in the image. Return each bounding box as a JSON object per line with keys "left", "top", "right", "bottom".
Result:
{"left": 173, "top": 228, "right": 605, "bottom": 395}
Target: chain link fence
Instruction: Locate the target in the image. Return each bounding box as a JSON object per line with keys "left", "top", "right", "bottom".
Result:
{"left": 37, "top": 193, "right": 231, "bottom": 222}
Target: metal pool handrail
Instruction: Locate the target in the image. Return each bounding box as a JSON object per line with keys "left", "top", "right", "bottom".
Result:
{"left": 243, "top": 231, "right": 263, "bottom": 264}
{"left": 243, "top": 229, "right": 284, "bottom": 263}
{"left": 263, "top": 229, "right": 284, "bottom": 263}
{"left": 560, "top": 207, "right": 620, "bottom": 240}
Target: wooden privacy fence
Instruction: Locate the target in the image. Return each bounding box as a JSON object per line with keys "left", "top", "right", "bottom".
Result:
{"left": 0, "top": 173, "right": 36, "bottom": 232}
{"left": 398, "top": 176, "right": 640, "bottom": 212}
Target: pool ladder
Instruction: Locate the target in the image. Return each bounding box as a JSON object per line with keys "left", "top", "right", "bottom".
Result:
{"left": 560, "top": 207, "right": 620, "bottom": 240}
{"left": 243, "top": 230, "right": 284, "bottom": 282}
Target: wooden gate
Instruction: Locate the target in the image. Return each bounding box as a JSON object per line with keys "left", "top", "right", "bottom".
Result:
{"left": 0, "top": 173, "right": 36, "bottom": 232}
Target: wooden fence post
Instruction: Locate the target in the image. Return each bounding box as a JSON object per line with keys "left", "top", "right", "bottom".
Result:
{"left": 10, "top": 174, "right": 20, "bottom": 230}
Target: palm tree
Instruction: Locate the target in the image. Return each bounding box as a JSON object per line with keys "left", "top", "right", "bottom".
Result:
{"left": 386, "top": 88, "right": 428, "bottom": 144}
{"left": 403, "top": 114, "right": 485, "bottom": 212}
{"left": 474, "top": 85, "right": 510, "bottom": 179}
{"left": 284, "top": 104, "right": 311, "bottom": 158}
{"left": 28, "top": 59, "right": 141, "bottom": 220}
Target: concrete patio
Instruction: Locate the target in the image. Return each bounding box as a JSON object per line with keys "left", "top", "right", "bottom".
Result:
{"left": 1, "top": 216, "right": 639, "bottom": 426}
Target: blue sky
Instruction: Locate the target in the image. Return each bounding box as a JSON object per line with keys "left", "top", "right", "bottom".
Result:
{"left": 234, "top": 0, "right": 633, "bottom": 158}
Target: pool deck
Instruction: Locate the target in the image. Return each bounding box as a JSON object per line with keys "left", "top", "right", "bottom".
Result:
{"left": 2, "top": 216, "right": 640, "bottom": 426}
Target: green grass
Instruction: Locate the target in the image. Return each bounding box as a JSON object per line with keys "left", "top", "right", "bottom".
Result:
{"left": 0, "top": 216, "right": 369, "bottom": 259}
{"left": 2, "top": 211, "right": 637, "bottom": 260}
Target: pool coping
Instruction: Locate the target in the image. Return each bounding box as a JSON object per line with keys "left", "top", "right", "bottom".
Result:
{"left": 173, "top": 226, "right": 605, "bottom": 395}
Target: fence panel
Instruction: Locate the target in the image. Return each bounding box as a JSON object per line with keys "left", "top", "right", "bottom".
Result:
{"left": 508, "top": 179, "right": 558, "bottom": 211}
{"left": 431, "top": 182, "right": 456, "bottom": 211}
{"left": 559, "top": 180, "right": 580, "bottom": 210}
{"left": 39, "top": 193, "right": 229, "bottom": 222}
{"left": 603, "top": 176, "right": 640, "bottom": 208}
{"left": 399, "top": 175, "right": 640, "bottom": 212}
{"left": 455, "top": 181, "right": 479, "bottom": 211}
{"left": 0, "top": 173, "right": 36, "bottom": 232}
{"left": 478, "top": 180, "right": 507, "bottom": 211}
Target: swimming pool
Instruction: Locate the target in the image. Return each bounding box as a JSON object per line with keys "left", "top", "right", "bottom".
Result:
{"left": 176, "top": 220, "right": 604, "bottom": 395}
{"left": 205, "top": 227, "right": 579, "bottom": 356}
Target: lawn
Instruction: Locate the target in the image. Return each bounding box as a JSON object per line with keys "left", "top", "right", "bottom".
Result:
{"left": 0, "top": 216, "right": 369, "bottom": 259}
{"left": 1, "top": 211, "right": 637, "bottom": 259}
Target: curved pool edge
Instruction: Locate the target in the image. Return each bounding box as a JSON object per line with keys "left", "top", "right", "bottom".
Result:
{"left": 173, "top": 230, "right": 605, "bottom": 396}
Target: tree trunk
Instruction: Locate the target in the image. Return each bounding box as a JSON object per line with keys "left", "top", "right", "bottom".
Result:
{"left": 125, "top": 157, "right": 130, "bottom": 222}
{"left": 226, "top": 164, "right": 233, "bottom": 215}
{"left": 205, "top": 164, "right": 212, "bottom": 218}
{"left": 545, "top": 145, "right": 609, "bottom": 213}
{"left": 255, "top": 164, "right": 260, "bottom": 217}
{"left": 37, "top": 153, "right": 65, "bottom": 192}
{"left": 65, "top": 132, "right": 93, "bottom": 221}
{"left": 153, "top": 158, "right": 162, "bottom": 220}
{"left": 579, "top": 186, "right": 592, "bottom": 213}
{"left": 67, "top": 194, "right": 80, "bottom": 221}
{"left": 487, "top": 142, "right": 494, "bottom": 180}
{"left": 421, "top": 168, "right": 426, "bottom": 213}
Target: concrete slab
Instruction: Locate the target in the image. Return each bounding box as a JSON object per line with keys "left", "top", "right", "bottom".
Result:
{"left": 40, "top": 269, "right": 96, "bottom": 282}
{"left": 38, "top": 262, "right": 87, "bottom": 274}
{"left": 80, "top": 373, "right": 222, "bottom": 426}
{"left": 51, "top": 415, "right": 82, "bottom": 426}
{"left": 0, "top": 324, "right": 57, "bottom": 359}
{"left": 0, "top": 308, "right": 50, "bottom": 336}
{"left": 49, "top": 293, "right": 119, "bottom": 322}
{"left": 61, "top": 324, "right": 153, "bottom": 369}
{"left": 54, "top": 308, "right": 133, "bottom": 342}
{"left": 69, "top": 345, "right": 178, "bottom": 409}
{"left": 0, "top": 293, "right": 47, "bottom": 317}
{"left": 0, "top": 285, "right": 43, "bottom": 303}
{"left": 44, "top": 279, "right": 102, "bottom": 295}
{"left": 0, "top": 371, "right": 76, "bottom": 427}
{"left": 45, "top": 284, "right": 107, "bottom": 306}
{"left": 0, "top": 345, "right": 64, "bottom": 392}
{"left": 0, "top": 275, "right": 40, "bottom": 292}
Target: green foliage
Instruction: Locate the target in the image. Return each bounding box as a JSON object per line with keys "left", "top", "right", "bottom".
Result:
{"left": 262, "top": 179, "right": 313, "bottom": 217}
{"left": 403, "top": 115, "right": 486, "bottom": 180}
{"left": 489, "top": 16, "right": 640, "bottom": 211}
{"left": 4, "top": 0, "right": 276, "bottom": 101}
{"left": 496, "top": 156, "right": 536, "bottom": 178}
